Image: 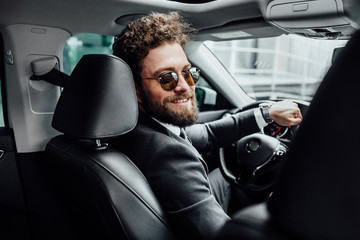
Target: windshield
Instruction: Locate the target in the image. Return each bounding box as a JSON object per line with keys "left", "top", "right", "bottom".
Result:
{"left": 204, "top": 35, "right": 347, "bottom": 101}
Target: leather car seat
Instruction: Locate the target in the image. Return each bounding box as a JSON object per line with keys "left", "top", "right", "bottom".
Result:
{"left": 215, "top": 30, "right": 360, "bottom": 240}
{"left": 45, "top": 54, "right": 176, "bottom": 240}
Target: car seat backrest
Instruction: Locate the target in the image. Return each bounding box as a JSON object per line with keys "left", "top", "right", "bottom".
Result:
{"left": 267, "top": 29, "right": 360, "bottom": 240}
{"left": 45, "top": 54, "right": 176, "bottom": 240}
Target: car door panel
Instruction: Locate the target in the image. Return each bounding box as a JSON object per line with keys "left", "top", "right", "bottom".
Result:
{"left": 0, "top": 128, "right": 31, "bottom": 239}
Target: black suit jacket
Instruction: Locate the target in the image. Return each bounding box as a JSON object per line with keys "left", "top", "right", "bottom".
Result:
{"left": 110, "top": 110, "right": 259, "bottom": 240}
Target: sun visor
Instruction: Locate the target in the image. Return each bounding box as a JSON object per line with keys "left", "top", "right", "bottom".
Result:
{"left": 265, "top": 0, "right": 360, "bottom": 40}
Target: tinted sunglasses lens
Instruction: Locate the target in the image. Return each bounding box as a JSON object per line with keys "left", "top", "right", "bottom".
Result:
{"left": 185, "top": 68, "right": 200, "bottom": 86}
{"left": 159, "top": 72, "right": 178, "bottom": 91}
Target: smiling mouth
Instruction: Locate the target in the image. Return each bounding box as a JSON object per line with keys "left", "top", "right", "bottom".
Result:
{"left": 173, "top": 98, "right": 189, "bottom": 103}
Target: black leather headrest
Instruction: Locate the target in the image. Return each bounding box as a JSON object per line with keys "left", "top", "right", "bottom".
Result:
{"left": 268, "top": 30, "right": 360, "bottom": 239}
{"left": 52, "top": 54, "right": 138, "bottom": 139}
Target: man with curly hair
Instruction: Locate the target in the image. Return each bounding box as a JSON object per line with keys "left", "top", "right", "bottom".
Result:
{"left": 111, "top": 11, "right": 302, "bottom": 240}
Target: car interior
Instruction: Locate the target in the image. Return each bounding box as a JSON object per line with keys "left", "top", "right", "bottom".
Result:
{"left": 1, "top": 0, "right": 360, "bottom": 239}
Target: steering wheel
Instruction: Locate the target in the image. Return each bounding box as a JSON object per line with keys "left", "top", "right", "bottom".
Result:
{"left": 219, "top": 133, "right": 288, "bottom": 197}
{"left": 218, "top": 99, "right": 307, "bottom": 196}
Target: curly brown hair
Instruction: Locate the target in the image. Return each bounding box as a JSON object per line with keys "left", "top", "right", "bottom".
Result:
{"left": 112, "top": 11, "right": 196, "bottom": 81}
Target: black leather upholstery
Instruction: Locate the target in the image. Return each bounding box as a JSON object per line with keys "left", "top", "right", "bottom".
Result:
{"left": 214, "top": 203, "right": 294, "bottom": 240}
{"left": 46, "top": 55, "right": 176, "bottom": 240}
{"left": 215, "top": 31, "right": 360, "bottom": 240}
{"left": 52, "top": 54, "right": 138, "bottom": 138}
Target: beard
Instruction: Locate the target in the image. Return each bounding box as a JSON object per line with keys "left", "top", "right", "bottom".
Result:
{"left": 140, "top": 90, "right": 199, "bottom": 128}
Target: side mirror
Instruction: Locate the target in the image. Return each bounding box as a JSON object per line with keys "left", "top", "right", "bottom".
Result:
{"left": 332, "top": 47, "right": 344, "bottom": 64}
{"left": 195, "top": 86, "right": 217, "bottom": 111}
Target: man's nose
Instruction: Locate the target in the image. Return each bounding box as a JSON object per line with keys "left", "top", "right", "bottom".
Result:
{"left": 174, "top": 73, "right": 190, "bottom": 92}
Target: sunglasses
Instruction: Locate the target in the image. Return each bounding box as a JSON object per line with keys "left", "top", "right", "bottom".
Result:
{"left": 142, "top": 67, "right": 200, "bottom": 91}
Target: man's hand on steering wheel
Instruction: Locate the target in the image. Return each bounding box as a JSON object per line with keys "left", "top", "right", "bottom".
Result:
{"left": 270, "top": 100, "right": 303, "bottom": 127}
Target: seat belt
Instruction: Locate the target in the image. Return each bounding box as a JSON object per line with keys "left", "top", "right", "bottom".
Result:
{"left": 30, "top": 56, "right": 69, "bottom": 87}
{"left": 30, "top": 68, "right": 69, "bottom": 88}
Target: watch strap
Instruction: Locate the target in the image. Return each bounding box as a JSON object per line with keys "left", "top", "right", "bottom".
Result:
{"left": 259, "top": 103, "right": 273, "bottom": 124}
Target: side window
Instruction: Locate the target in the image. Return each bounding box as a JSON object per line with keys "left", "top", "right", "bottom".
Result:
{"left": 63, "top": 33, "right": 114, "bottom": 75}
{"left": 195, "top": 76, "right": 232, "bottom": 112}
{"left": 195, "top": 77, "right": 217, "bottom": 111}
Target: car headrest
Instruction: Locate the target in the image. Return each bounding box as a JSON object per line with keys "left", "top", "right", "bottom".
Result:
{"left": 52, "top": 54, "right": 138, "bottom": 139}
{"left": 268, "top": 30, "right": 360, "bottom": 239}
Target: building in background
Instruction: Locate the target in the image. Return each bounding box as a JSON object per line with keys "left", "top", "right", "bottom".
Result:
{"left": 205, "top": 35, "right": 346, "bottom": 100}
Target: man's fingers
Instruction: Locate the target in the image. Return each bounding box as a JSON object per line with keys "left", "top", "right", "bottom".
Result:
{"left": 293, "top": 110, "right": 303, "bottom": 119}
{"left": 288, "top": 117, "right": 302, "bottom": 126}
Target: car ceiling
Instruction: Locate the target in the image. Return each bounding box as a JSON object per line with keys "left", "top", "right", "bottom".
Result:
{"left": 0, "top": 0, "right": 284, "bottom": 40}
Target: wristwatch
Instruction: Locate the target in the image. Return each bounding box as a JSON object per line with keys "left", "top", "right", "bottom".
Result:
{"left": 259, "top": 103, "right": 273, "bottom": 124}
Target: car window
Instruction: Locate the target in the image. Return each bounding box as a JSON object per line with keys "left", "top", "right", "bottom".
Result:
{"left": 204, "top": 35, "right": 347, "bottom": 101}
{"left": 63, "top": 33, "right": 114, "bottom": 75}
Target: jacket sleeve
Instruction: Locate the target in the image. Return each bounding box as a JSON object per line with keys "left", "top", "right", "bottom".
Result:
{"left": 144, "top": 138, "right": 230, "bottom": 240}
{"left": 186, "top": 109, "right": 260, "bottom": 154}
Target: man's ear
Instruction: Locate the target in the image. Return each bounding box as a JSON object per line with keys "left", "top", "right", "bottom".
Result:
{"left": 135, "top": 81, "right": 145, "bottom": 111}
{"left": 135, "top": 81, "right": 142, "bottom": 104}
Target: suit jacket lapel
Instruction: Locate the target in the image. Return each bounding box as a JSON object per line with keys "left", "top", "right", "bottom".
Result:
{"left": 138, "top": 112, "right": 209, "bottom": 174}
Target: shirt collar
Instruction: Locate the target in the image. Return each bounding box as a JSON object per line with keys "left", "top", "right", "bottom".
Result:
{"left": 151, "top": 117, "right": 181, "bottom": 136}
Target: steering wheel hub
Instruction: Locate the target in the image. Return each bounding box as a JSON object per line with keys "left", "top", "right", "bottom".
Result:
{"left": 219, "top": 133, "right": 288, "bottom": 196}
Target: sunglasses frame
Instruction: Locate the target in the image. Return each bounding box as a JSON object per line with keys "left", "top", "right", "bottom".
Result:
{"left": 142, "top": 67, "right": 200, "bottom": 91}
